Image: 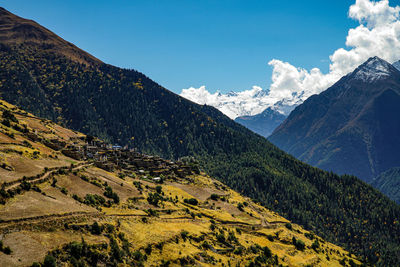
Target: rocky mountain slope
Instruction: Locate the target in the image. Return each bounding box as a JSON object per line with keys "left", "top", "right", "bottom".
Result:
{"left": 0, "top": 100, "right": 360, "bottom": 267}
{"left": 371, "top": 167, "right": 400, "bottom": 204}
{"left": 235, "top": 108, "right": 286, "bottom": 138}
{"left": 270, "top": 57, "right": 400, "bottom": 183}
{"left": 1, "top": 8, "right": 400, "bottom": 265}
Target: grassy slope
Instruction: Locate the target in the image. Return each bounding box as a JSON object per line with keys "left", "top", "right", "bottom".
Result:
{"left": 0, "top": 100, "right": 359, "bottom": 266}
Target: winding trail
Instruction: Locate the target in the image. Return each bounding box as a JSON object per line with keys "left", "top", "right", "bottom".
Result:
{"left": 4, "top": 162, "right": 91, "bottom": 191}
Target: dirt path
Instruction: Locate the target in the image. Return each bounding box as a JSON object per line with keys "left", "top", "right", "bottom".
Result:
{"left": 4, "top": 163, "right": 92, "bottom": 191}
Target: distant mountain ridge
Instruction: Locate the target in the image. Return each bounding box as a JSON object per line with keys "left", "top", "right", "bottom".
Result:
{"left": 1, "top": 8, "right": 400, "bottom": 265}
{"left": 269, "top": 56, "right": 400, "bottom": 182}
{"left": 235, "top": 107, "right": 286, "bottom": 137}
{"left": 179, "top": 86, "right": 299, "bottom": 120}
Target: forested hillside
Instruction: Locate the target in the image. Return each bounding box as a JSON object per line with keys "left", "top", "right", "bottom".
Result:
{"left": 1, "top": 7, "right": 400, "bottom": 265}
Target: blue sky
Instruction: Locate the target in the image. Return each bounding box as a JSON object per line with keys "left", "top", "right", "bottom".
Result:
{"left": 2, "top": 0, "right": 358, "bottom": 94}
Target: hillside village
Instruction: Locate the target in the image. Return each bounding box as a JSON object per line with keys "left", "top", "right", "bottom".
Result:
{"left": 61, "top": 138, "right": 197, "bottom": 179}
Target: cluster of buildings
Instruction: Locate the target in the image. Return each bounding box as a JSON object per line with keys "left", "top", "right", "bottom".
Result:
{"left": 60, "top": 138, "right": 198, "bottom": 178}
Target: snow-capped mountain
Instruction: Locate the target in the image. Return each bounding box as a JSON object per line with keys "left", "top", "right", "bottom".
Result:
{"left": 352, "top": 56, "right": 394, "bottom": 82}
{"left": 179, "top": 85, "right": 299, "bottom": 119}
{"left": 269, "top": 56, "right": 400, "bottom": 182}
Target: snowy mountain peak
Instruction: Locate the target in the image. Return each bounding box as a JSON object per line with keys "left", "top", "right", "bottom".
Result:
{"left": 351, "top": 56, "right": 394, "bottom": 82}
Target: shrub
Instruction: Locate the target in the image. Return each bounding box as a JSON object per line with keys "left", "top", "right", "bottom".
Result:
{"left": 263, "top": 246, "right": 272, "bottom": 258}
{"left": 180, "top": 231, "right": 189, "bottom": 241}
{"left": 110, "top": 237, "right": 123, "bottom": 262}
{"left": 23, "top": 140, "right": 33, "bottom": 148}
{"left": 233, "top": 246, "right": 244, "bottom": 255}
{"left": 91, "top": 221, "right": 102, "bottom": 235}
{"left": 3, "top": 246, "right": 11, "bottom": 255}
{"left": 312, "top": 240, "right": 320, "bottom": 251}
{"left": 1, "top": 119, "right": 10, "bottom": 127}
{"left": 147, "top": 192, "right": 163, "bottom": 207}
{"left": 104, "top": 186, "right": 120, "bottom": 204}
{"left": 210, "top": 223, "right": 216, "bottom": 231}
{"left": 304, "top": 232, "right": 315, "bottom": 240}
{"left": 84, "top": 194, "right": 106, "bottom": 207}
{"left": 228, "top": 231, "right": 238, "bottom": 243}
{"left": 267, "top": 234, "right": 274, "bottom": 241}
{"left": 60, "top": 187, "right": 68, "bottom": 195}
{"left": 216, "top": 233, "right": 225, "bottom": 243}
{"left": 210, "top": 194, "right": 219, "bottom": 201}
{"left": 155, "top": 185, "right": 162, "bottom": 194}
{"left": 201, "top": 241, "right": 210, "bottom": 250}
{"left": 2, "top": 110, "right": 18, "bottom": 122}
{"left": 292, "top": 237, "right": 305, "bottom": 251}
{"left": 105, "top": 224, "right": 115, "bottom": 233}
{"left": 144, "top": 244, "right": 152, "bottom": 255}
{"left": 184, "top": 198, "right": 198, "bottom": 205}
{"left": 43, "top": 254, "right": 56, "bottom": 267}
{"left": 20, "top": 181, "right": 31, "bottom": 191}
{"left": 146, "top": 208, "right": 158, "bottom": 217}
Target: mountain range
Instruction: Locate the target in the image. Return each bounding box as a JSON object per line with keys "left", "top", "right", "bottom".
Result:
{"left": 1, "top": 7, "right": 400, "bottom": 265}
{"left": 270, "top": 56, "right": 400, "bottom": 183}
{"left": 235, "top": 107, "right": 286, "bottom": 138}
{"left": 179, "top": 85, "right": 298, "bottom": 120}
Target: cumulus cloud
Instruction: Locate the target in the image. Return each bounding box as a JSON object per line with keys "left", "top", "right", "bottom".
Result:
{"left": 180, "top": 0, "right": 400, "bottom": 119}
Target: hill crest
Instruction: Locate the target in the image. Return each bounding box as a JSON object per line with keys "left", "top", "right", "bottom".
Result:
{"left": 0, "top": 7, "right": 101, "bottom": 66}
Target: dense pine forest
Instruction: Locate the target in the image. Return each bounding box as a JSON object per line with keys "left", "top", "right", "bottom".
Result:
{"left": 1, "top": 38, "right": 400, "bottom": 265}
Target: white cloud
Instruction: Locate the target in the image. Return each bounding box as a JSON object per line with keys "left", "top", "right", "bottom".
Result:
{"left": 180, "top": 0, "right": 400, "bottom": 119}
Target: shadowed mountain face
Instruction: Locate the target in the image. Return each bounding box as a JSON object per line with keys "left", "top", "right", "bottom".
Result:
{"left": 371, "top": 167, "right": 400, "bottom": 204}
{"left": 392, "top": 60, "right": 400, "bottom": 71}
{"left": 269, "top": 57, "right": 400, "bottom": 182}
{"left": 1, "top": 8, "right": 400, "bottom": 265}
{"left": 235, "top": 108, "right": 286, "bottom": 138}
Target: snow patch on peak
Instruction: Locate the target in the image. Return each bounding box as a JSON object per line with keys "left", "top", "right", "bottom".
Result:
{"left": 353, "top": 57, "right": 392, "bottom": 82}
